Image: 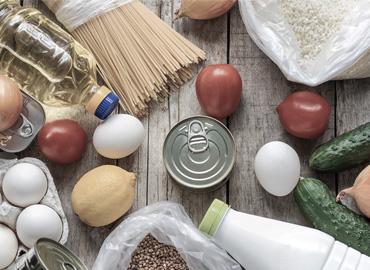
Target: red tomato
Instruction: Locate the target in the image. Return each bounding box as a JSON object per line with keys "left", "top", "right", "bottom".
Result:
{"left": 277, "top": 91, "right": 331, "bottom": 139}
{"left": 38, "top": 119, "right": 87, "bottom": 164}
{"left": 196, "top": 64, "right": 242, "bottom": 120}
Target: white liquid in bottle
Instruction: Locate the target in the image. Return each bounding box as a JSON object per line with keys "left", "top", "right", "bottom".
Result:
{"left": 199, "top": 199, "right": 370, "bottom": 270}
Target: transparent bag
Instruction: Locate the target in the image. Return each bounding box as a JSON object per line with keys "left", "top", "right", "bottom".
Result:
{"left": 92, "top": 202, "right": 241, "bottom": 270}
{"left": 239, "top": 0, "right": 370, "bottom": 86}
{"left": 42, "top": 0, "right": 132, "bottom": 31}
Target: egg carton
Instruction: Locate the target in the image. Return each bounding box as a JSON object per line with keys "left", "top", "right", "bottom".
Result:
{"left": 0, "top": 155, "right": 69, "bottom": 270}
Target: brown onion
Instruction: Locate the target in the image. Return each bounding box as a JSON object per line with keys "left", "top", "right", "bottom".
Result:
{"left": 174, "top": 0, "right": 237, "bottom": 20}
{"left": 196, "top": 64, "right": 242, "bottom": 120}
{"left": 0, "top": 76, "right": 23, "bottom": 132}
{"left": 277, "top": 91, "right": 331, "bottom": 139}
{"left": 38, "top": 119, "right": 87, "bottom": 165}
{"left": 337, "top": 165, "right": 370, "bottom": 219}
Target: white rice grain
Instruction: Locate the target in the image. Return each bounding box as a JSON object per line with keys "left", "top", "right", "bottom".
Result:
{"left": 280, "top": 0, "right": 358, "bottom": 60}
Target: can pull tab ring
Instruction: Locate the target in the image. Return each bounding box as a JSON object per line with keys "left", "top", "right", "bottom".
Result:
{"left": 187, "top": 120, "right": 208, "bottom": 153}
{"left": 17, "top": 114, "right": 34, "bottom": 138}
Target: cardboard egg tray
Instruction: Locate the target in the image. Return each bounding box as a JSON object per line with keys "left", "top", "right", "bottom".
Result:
{"left": 0, "top": 155, "right": 69, "bottom": 270}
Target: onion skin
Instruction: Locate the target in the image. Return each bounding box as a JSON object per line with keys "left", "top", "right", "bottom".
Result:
{"left": 196, "top": 64, "right": 242, "bottom": 120}
{"left": 277, "top": 91, "right": 331, "bottom": 139}
{"left": 38, "top": 119, "right": 87, "bottom": 165}
{"left": 0, "top": 76, "right": 23, "bottom": 132}
{"left": 337, "top": 165, "right": 370, "bottom": 219}
{"left": 174, "top": 0, "right": 237, "bottom": 20}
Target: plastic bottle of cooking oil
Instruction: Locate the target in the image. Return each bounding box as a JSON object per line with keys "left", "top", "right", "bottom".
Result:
{"left": 0, "top": 0, "right": 119, "bottom": 119}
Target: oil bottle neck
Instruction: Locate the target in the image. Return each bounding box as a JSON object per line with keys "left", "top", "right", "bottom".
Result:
{"left": 85, "top": 85, "right": 119, "bottom": 120}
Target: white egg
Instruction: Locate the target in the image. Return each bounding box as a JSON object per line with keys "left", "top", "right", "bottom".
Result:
{"left": 254, "top": 141, "right": 300, "bottom": 196}
{"left": 0, "top": 224, "right": 18, "bottom": 269}
{"left": 2, "top": 163, "right": 48, "bottom": 207}
{"left": 93, "top": 114, "right": 145, "bottom": 159}
{"left": 16, "top": 204, "right": 63, "bottom": 248}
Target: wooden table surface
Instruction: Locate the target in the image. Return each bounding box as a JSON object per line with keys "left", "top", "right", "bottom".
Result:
{"left": 20, "top": 0, "right": 370, "bottom": 268}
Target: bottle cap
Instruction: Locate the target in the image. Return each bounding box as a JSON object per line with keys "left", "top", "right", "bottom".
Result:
{"left": 86, "top": 86, "right": 119, "bottom": 120}
{"left": 199, "top": 199, "right": 230, "bottom": 237}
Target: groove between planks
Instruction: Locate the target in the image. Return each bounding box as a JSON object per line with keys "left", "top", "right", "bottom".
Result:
{"left": 20, "top": 0, "right": 370, "bottom": 268}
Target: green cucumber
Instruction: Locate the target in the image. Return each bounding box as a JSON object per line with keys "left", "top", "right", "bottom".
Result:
{"left": 309, "top": 122, "right": 370, "bottom": 172}
{"left": 294, "top": 178, "right": 370, "bottom": 256}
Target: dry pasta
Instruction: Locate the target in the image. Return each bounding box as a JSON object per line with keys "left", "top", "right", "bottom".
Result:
{"left": 44, "top": 0, "right": 206, "bottom": 116}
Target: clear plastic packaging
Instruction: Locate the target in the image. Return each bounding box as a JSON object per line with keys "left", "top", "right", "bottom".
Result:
{"left": 239, "top": 0, "right": 370, "bottom": 86}
{"left": 0, "top": 0, "right": 118, "bottom": 119}
{"left": 92, "top": 202, "right": 241, "bottom": 270}
{"left": 42, "top": 0, "right": 132, "bottom": 31}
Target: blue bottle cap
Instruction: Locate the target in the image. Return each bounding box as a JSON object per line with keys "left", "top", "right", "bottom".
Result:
{"left": 95, "top": 92, "right": 119, "bottom": 120}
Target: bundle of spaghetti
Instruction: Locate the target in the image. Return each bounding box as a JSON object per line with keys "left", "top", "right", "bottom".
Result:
{"left": 42, "top": 0, "right": 206, "bottom": 116}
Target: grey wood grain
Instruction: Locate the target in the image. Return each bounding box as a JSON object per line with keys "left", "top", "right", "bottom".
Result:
{"left": 336, "top": 79, "right": 370, "bottom": 195}
{"left": 135, "top": 0, "right": 168, "bottom": 209}
{"left": 20, "top": 0, "right": 370, "bottom": 269}
{"left": 22, "top": 1, "right": 119, "bottom": 268}
{"left": 228, "top": 4, "right": 336, "bottom": 225}
{"left": 167, "top": 0, "right": 228, "bottom": 224}
{"left": 24, "top": 0, "right": 228, "bottom": 267}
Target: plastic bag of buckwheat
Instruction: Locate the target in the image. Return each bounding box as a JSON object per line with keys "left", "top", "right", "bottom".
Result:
{"left": 92, "top": 202, "right": 241, "bottom": 270}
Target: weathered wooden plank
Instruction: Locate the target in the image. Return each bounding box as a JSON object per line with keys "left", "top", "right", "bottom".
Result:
{"left": 117, "top": 118, "right": 149, "bottom": 212}
{"left": 21, "top": 108, "right": 114, "bottom": 267}
{"left": 336, "top": 79, "right": 370, "bottom": 197}
{"left": 116, "top": 0, "right": 157, "bottom": 214}
{"left": 132, "top": 0, "right": 170, "bottom": 207}
{"left": 18, "top": 2, "right": 369, "bottom": 270}
{"left": 163, "top": 1, "right": 229, "bottom": 225}
{"left": 144, "top": 0, "right": 171, "bottom": 205}
{"left": 22, "top": 0, "right": 148, "bottom": 214}
{"left": 228, "top": 5, "right": 336, "bottom": 225}
{"left": 21, "top": 1, "right": 123, "bottom": 268}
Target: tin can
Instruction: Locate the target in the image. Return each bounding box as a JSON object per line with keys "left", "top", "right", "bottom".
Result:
{"left": 163, "top": 116, "right": 236, "bottom": 191}
{"left": 0, "top": 92, "right": 45, "bottom": 153}
{"left": 17, "top": 239, "right": 87, "bottom": 270}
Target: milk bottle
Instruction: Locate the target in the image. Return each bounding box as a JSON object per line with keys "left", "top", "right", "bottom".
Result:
{"left": 199, "top": 199, "right": 370, "bottom": 270}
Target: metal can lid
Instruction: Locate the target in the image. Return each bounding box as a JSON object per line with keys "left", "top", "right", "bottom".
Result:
{"left": 24, "top": 239, "right": 88, "bottom": 270}
{"left": 0, "top": 92, "right": 45, "bottom": 153}
{"left": 163, "top": 116, "right": 236, "bottom": 189}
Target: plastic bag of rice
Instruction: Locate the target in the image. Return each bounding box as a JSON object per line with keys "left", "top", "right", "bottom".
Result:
{"left": 239, "top": 0, "right": 370, "bottom": 86}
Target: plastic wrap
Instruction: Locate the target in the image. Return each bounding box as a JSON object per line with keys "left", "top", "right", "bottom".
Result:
{"left": 42, "top": 0, "right": 132, "bottom": 31}
{"left": 239, "top": 0, "right": 370, "bottom": 86}
{"left": 92, "top": 202, "right": 241, "bottom": 270}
